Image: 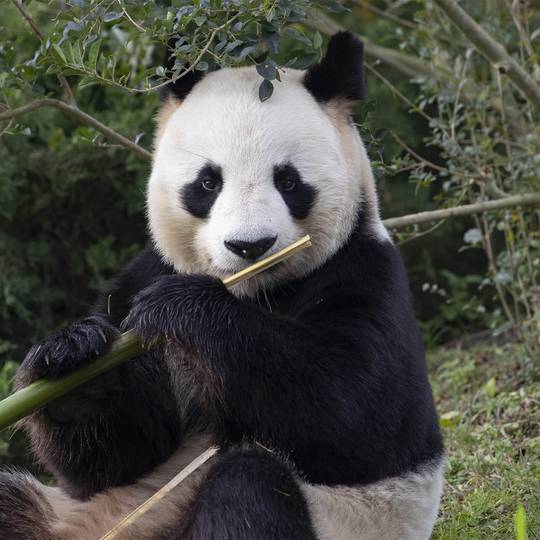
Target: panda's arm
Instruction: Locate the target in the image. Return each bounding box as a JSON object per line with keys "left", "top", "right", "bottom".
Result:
{"left": 121, "top": 272, "right": 428, "bottom": 485}
{"left": 15, "top": 245, "right": 183, "bottom": 499}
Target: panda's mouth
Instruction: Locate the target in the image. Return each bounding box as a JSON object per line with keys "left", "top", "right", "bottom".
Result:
{"left": 209, "top": 256, "right": 282, "bottom": 280}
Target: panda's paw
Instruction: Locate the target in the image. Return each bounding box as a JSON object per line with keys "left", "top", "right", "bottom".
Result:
{"left": 120, "top": 274, "right": 228, "bottom": 347}
{"left": 17, "top": 316, "right": 119, "bottom": 384}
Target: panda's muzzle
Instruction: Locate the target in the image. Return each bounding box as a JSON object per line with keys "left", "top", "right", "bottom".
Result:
{"left": 224, "top": 236, "right": 277, "bottom": 260}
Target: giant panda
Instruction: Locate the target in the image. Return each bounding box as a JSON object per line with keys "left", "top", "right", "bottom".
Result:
{"left": 0, "top": 32, "right": 444, "bottom": 540}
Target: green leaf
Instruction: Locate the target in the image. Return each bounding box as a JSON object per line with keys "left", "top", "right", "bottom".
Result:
{"left": 64, "top": 42, "right": 79, "bottom": 66}
{"left": 103, "top": 11, "right": 123, "bottom": 23}
{"left": 514, "top": 504, "right": 527, "bottom": 540}
{"left": 259, "top": 79, "right": 273, "bottom": 102}
{"left": 195, "top": 61, "right": 209, "bottom": 71}
{"left": 285, "top": 27, "right": 311, "bottom": 47}
{"left": 313, "top": 31, "right": 323, "bottom": 49}
{"left": 155, "top": 66, "right": 165, "bottom": 77}
{"left": 266, "top": 33, "right": 280, "bottom": 54}
{"left": 439, "top": 410, "right": 461, "bottom": 428}
{"left": 51, "top": 43, "right": 67, "bottom": 64}
{"left": 256, "top": 60, "right": 276, "bottom": 81}
{"left": 87, "top": 41, "right": 100, "bottom": 70}
{"left": 239, "top": 44, "right": 258, "bottom": 60}
{"left": 485, "top": 377, "right": 497, "bottom": 398}
{"left": 78, "top": 76, "right": 97, "bottom": 90}
{"left": 74, "top": 41, "right": 84, "bottom": 65}
{"left": 223, "top": 40, "right": 243, "bottom": 54}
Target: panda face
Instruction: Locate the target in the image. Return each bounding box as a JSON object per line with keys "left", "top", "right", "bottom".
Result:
{"left": 148, "top": 66, "right": 385, "bottom": 295}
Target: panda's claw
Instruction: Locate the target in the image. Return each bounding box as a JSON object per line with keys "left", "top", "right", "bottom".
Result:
{"left": 18, "top": 316, "right": 119, "bottom": 384}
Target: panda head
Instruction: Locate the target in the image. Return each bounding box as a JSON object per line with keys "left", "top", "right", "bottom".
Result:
{"left": 148, "top": 32, "right": 388, "bottom": 296}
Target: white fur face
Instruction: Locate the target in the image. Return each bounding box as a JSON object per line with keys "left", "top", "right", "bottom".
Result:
{"left": 148, "top": 67, "right": 386, "bottom": 295}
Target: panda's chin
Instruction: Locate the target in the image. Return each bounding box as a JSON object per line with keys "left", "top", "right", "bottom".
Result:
{"left": 208, "top": 256, "right": 283, "bottom": 288}
{"left": 211, "top": 259, "right": 259, "bottom": 277}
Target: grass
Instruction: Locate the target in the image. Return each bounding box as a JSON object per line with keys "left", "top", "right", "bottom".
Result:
{"left": 429, "top": 342, "right": 540, "bottom": 539}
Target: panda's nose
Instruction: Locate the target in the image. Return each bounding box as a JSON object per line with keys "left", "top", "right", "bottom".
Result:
{"left": 224, "top": 236, "right": 277, "bottom": 260}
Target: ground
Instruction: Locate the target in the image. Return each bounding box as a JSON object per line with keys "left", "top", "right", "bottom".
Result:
{"left": 429, "top": 342, "right": 540, "bottom": 539}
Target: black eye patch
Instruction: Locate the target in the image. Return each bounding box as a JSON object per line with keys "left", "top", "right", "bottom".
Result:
{"left": 273, "top": 164, "right": 317, "bottom": 220}
{"left": 181, "top": 163, "right": 223, "bottom": 218}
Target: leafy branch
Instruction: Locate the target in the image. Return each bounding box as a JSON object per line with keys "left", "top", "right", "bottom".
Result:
{"left": 433, "top": 0, "right": 540, "bottom": 110}
{"left": 10, "top": 0, "right": 77, "bottom": 105}
{"left": 0, "top": 98, "right": 151, "bottom": 160}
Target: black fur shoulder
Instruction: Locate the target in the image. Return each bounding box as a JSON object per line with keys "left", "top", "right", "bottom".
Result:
{"left": 94, "top": 244, "right": 175, "bottom": 325}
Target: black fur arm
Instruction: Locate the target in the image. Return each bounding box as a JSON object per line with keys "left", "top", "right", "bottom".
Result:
{"left": 15, "top": 245, "right": 183, "bottom": 499}
{"left": 121, "top": 269, "right": 442, "bottom": 486}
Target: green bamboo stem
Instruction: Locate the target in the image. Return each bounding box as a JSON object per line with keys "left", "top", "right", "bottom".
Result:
{"left": 0, "top": 235, "right": 312, "bottom": 431}
{"left": 0, "top": 332, "right": 142, "bottom": 430}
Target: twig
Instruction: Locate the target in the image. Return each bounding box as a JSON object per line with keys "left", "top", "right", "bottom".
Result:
{"left": 390, "top": 131, "right": 447, "bottom": 172}
{"left": 396, "top": 218, "right": 448, "bottom": 246}
{"left": 350, "top": 0, "right": 417, "bottom": 30}
{"left": 383, "top": 193, "right": 540, "bottom": 229}
{"left": 432, "top": 0, "right": 540, "bottom": 111}
{"left": 10, "top": 0, "right": 77, "bottom": 106}
{"left": 145, "top": 12, "right": 241, "bottom": 94}
{"left": 120, "top": 3, "right": 145, "bottom": 33}
{"left": 0, "top": 98, "right": 152, "bottom": 161}
{"left": 364, "top": 62, "right": 432, "bottom": 122}
{"left": 10, "top": 0, "right": 44, "bottom": 39}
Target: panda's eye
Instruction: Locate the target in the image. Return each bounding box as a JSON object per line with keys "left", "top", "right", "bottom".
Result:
{"left": 201, "top": 177, "right": 218, "bottom": 191}
{"left": 277, "top": 176, "right": 296, "bottom": 192}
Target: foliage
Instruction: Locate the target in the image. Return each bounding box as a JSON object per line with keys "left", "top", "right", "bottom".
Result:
{"left": 400, "top": 2, "right": 540, "bottom": 353}
{"left": 430, "top": 342, "right": 539, "bottom": 539}
{"left": 3, "top": 1, "right": 341, "bottom": 106}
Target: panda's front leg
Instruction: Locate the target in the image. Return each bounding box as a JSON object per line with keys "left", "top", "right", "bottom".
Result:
{"left": 15, "top": 315, "right": 183, "bottom": 500}
{"left": 121, "top": 273, "right": 354, "bottom": 457}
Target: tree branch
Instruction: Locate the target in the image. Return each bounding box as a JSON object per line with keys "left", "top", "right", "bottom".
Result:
{"left": 351, "top": 0, "right": 417, "bottom": 30}
{"left": 0, "top": 98, "right": 152, "bottom": 161}
{"left": 383, "top": 193, "right": 540, "bottom": 229}
{"left": 432, "top": 0, "right": 540, "bottom": 111}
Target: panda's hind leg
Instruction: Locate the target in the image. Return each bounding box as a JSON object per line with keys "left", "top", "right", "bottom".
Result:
{"left": 177, "top": 445, "right": 317, "bottom": 540}
{"left": 0, "top": 470, "right": 56, "bottom": 540}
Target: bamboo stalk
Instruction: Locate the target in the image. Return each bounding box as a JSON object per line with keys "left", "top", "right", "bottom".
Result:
{"left": 0, "top": 235, "right": 311, "bottom": 431}
{"left": 100, "top": 447, "right": 219, "bottom": 540}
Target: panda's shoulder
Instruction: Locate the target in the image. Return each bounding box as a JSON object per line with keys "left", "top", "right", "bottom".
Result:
{"left": 96, "top": 243, "right": 174, "bottom": 322}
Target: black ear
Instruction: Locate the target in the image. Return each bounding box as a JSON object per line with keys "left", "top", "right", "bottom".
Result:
{"left": 159, "top": 38, "right": 204, "bottom": 102}
{"left": 303, "top": 32, "right": 365, "bottom": 103}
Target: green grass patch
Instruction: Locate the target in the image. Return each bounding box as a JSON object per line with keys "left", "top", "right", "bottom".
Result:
{"left": 430, "top": 343, "right": 540, "bottom": 539}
